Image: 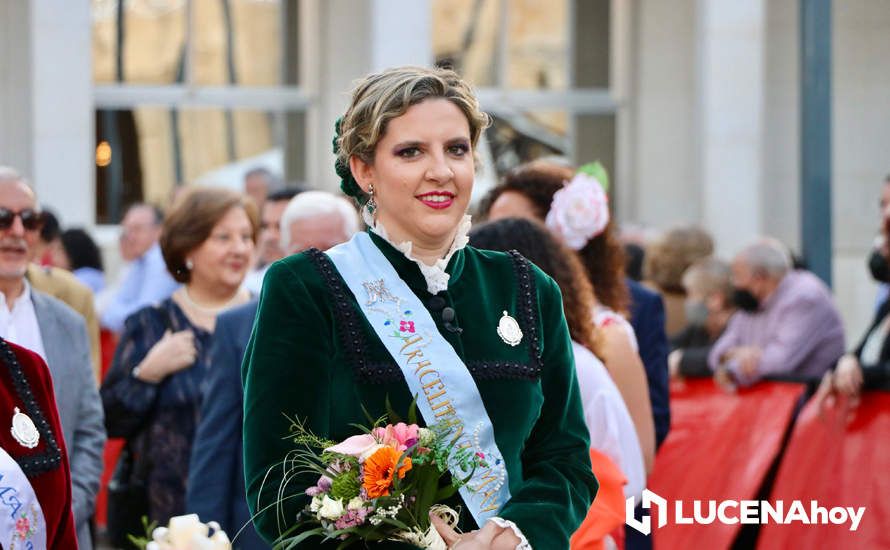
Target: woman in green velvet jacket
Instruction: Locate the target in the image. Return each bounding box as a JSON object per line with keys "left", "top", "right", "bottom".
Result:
{"left": 242, "top": 66, "right": 598, "bottom": 549}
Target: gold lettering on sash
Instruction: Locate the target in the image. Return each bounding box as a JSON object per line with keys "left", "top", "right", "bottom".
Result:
{"left": 434, "top": 417, "right": 470, "bottom": 448}
{"left": 474, "top": 470, "right": 500, "bottom": 492}
{"left": 475, "top": 467, "right": 504, "bottom": 512}
{"left": 391, "top": 314, "right": 480, "bottom": 456}
{"left": 413, "top": 360, "right": 432, "bottom": 373}
{"left": 480, "top": 490, "right": 501, "bottom": 513}
{"left": 425, "top": 388, "right": 446, "bottom": 401}
{"left": 431, "top": 399, "right": 451, "bottom": 411}
{"left": 417, "top": 369, "right": 439, "bottom": 384}
{"left": 400, "top": 334, "right": 423, "bottom": 351}
{"left": 434, "top": 404, "right": 457, "bottom": 418}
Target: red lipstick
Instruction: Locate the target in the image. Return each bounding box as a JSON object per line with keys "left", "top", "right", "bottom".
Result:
{"left": 416, "top": 191, "right": 455, "bottom": 210}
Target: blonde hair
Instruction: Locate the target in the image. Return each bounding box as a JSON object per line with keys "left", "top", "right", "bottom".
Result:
{"left": 336, "top": 66, "right": 490, "bottom": 201}
{"left": 644, "top": 225, "right": 715, "bottom": 293}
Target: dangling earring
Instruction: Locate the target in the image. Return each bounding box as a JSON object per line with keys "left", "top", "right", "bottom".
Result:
{"left": 366, "top": 184, "right": 377, "bottom": 213}
{"left": 362, "top": 184, "right": 377, "bottom": 226}
{"left": 185, "top": 258, "right": 194, "bottom": 270}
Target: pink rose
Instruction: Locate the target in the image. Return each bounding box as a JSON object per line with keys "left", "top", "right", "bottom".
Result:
{"left": 372, "top": 422, "right": 420, "bottom": 451}
{"left": 324, "top": 434, "right": 378, "bottom": 459}
{"left": 545, "top": 172, "right": 610, "bottom": 250}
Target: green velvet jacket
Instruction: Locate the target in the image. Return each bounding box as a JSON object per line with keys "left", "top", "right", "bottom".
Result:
{"left": 242, "top": 231, "right": 598, "bottom": 549}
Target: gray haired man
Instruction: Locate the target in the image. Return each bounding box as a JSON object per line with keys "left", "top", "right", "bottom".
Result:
{"left": 708, "top": 239, "right": 845, "bottom": 387}
{"left": 279, "top": 190, "right": 360, "bottom": 254}
{"left": 0, "top": 166, "right": 105, "bottom": 550}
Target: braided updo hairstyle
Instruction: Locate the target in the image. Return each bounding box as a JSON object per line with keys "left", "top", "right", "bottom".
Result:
{"left": 334, "top": 66, "right": 490, "bottom": 205}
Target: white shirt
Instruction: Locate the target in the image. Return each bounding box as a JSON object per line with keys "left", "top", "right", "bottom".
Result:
{"left": 0, "top": 280, "right": 47, "bottom": 362}
{"left": 572, "top": 340, "right": 646, "bottom": 499}
{"left": 370, "top": 215, "right": 472, "bottom": 295}
{"left": 243, "top": 265, "right": 270, "bottom": 296}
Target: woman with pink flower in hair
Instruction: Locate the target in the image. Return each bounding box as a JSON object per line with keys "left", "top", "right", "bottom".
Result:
{"left": 482, "top": 161, "right": 656, "bottom": 474}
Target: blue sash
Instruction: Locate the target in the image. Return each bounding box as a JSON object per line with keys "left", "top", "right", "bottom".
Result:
{"left": 0, "top": 446, "right": 47, "bottom": 550}
{"left": 326, "top": 233, "right": 511, "bottom": 525}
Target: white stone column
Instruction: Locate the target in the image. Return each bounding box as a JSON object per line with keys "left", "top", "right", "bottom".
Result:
{"left": 697, "top": 0, "right": 766, "bottom": 257}
{"left": 0, "top": 1, "right": 34, "bottom": 177}
{"left": 0, "top": 0, "right": 94, "bottom": 226}
{"left": 302, "top": 0, "right": 432, "bottom": 193}
{"left": 630, "top": 0, "right": 699, "bottom": 229}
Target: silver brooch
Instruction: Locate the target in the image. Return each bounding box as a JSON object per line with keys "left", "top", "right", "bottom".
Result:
{"left": 497, "top": 311, "right": 523, "bottom": 346}
{"left": 11, "top": 407, "right": 39, "bottom": 449}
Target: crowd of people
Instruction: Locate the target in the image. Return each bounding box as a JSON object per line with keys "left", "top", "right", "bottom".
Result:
{"left": 0, "top": 65, "right": 886, "bottom": 550}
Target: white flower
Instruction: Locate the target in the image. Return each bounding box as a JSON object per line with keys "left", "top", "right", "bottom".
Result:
{"left": 347, "top": 497, "right": 366, "bottom": 511}
{"left": 545, "top": 172, "right": 610, "bottom": 250}
{"left": 325, "top": 433, "right": 379, "bottom": 460}
{"left": 149, "top": 514, "right": 232, "bottom": 550}
{"left": 317, "top": 495, "right": 346, "bottom": 520}
{"left": 209, "top": 530, "right": 231, "bottom": 549}
{"left": 417, "top": 428, "right": 435, "bottom": 447}
{"left": 309, "top": 495, "right": 323, "bottom": 513}
{"left": 164, "top": 514, "right": 208, "bottom": 548}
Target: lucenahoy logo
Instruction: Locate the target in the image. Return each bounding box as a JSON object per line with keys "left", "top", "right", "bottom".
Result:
{"left": 626, "top": 489, "right": 866, "bottom": 535}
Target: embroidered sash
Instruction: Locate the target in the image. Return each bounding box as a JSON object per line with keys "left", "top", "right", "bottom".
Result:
{"left": 0, "top": 446, "right": 47, "bottom": 550}
{"left": 326, "top": 233, "right": 511, "bottom": 525}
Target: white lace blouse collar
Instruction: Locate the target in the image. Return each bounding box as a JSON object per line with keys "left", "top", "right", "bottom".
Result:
{"left": 369, "top": 215, "right": 472, "bottom": 295}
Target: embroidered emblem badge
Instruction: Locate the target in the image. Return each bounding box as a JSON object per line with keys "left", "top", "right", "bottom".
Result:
{"left": 363, "top": 279, "right": 400, "bottom": 306}
{"left": 497, "top": 311, "right": 523, "bottom": 346}
{"left": 10, "top": 407, "right": 39, "bottom": 449}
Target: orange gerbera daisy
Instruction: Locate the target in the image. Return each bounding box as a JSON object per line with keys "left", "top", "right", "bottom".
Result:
{"left": 362, "top": 446, "right": 412, "bottom": 499}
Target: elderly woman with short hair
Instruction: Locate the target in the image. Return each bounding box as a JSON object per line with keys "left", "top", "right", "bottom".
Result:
{"left": 101, "top": 187, "right": 257, "bottom": 526}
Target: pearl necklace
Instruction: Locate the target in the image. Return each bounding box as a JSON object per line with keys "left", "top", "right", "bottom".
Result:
{"left": 180, "top": 287, "right": 244, "bottom": 315}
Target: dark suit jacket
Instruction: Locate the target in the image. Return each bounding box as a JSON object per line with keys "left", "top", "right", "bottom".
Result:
{"left": 626, "top": 278, "right": 670, "bottom": 448}
{"left": 626, "top": 279, "right": 670, "bottom": 550}
{"left": 186, "top": 300, "right": 268, "bottom": 550}
{"left": 670, "top": 324, "right": 715, "bottom": 378}
{"left": 852, "top": 299, "right": 890, "bottom": 391}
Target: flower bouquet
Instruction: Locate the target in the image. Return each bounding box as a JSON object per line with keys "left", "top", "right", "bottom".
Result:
{"left": 277, "top": 407, "right": 488, "bottom": 549}
{"left": 129, "top": 514, "right": 231, "bottom": 550}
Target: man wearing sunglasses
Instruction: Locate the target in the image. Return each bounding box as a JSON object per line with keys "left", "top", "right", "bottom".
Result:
{"left": 0, "top": 166, "right": 106, "bottom": 550}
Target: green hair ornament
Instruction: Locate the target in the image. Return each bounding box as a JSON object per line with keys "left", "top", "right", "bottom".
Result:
{"left": 332, "top": 117, "right": 366, "bottom": 204}
{"left": 577, "top": 161, "right": 609, "bottom": 193}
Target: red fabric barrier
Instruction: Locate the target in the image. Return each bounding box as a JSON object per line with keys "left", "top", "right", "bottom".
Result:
{"left": 94, "top": 438, "right": 125, "bottom": 529}
{"left": 95, "top": 329, "right": 119, "bottom": 528}
{"left": 758, "top": 392, "right": 890, "bottom": 549}
{"left": 649, "top": 379, "right": 805, "bottom": 550}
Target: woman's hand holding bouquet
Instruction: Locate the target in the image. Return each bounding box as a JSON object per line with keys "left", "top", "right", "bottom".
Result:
{"left": 277, "top": 406, "right": 489, "bottom": 549}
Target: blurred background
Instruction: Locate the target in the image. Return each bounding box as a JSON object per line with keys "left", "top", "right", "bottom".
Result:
{"left": 0, "top": 0, "right": 887, "bottom": 338}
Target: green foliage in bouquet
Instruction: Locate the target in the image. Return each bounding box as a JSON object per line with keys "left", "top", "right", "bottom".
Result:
{"left": 270, "top": 400, "right": 488, "bottom": 549}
